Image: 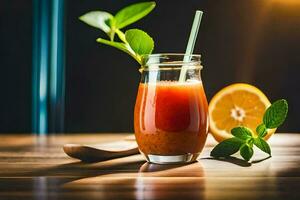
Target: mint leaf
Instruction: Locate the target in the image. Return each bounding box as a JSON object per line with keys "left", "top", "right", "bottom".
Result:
{"left": 125, "top": 29, "right": 154, "bottom": 55}
{"left": 253, "top": 137, "right": 271, "bottom": 155}
{"left": 263, "top": 99, "right": 288, "bottom": 129}
{"left": 231, "top": 127, "right": 252, "bottom": 140}
{"left": 240, "top": 144, "right": 254, "bottom": 161}
{"left": 210, "top": 138, "right": 244, "bottom": 158}
{"left": 95, "top": 28, "right": 154, "bottom": 65}
{"left": 79, "top": 11, "right": 113, "bottom": 34}
{"left": 256, "top": 124, "right": 267, "bottom": 137}
{"left": 115, "top": 2, "right": 156, "bottom": 29}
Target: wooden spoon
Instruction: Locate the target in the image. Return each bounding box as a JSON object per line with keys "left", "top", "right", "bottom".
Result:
{"left": 63, "top": 136, "right": 139, "bottom": 162}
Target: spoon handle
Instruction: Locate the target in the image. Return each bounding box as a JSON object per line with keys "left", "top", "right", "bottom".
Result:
{"left": 63, "top": 140, "right": 139, "bottom": 162}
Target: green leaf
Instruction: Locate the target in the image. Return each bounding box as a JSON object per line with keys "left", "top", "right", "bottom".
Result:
{"left": 210, "top": 138, "right": 244, "bottom": 158}
{"left": 256, "top": 124, "right": 267, "bottom": 138}
{"left": 231, "top": 126, "right": 252, "bottom": 140}
{"left": 263, "top": 99, "right": 288, "bottom": 129}
{"left": 96, "top": 38, "right": 140, "bottom": 63}
{"left": 115, "top": 2, "right": 156, "bottom": 29}
{"left": 240, "top": 144, "right": 254, "bottom": 161}
{"left": 79, "top": 11, "right": 113, "bottom": 33}
{"left": 125, "top": 29, "right": 154, "bottom": 55}
{"left": 253, "top": 137, "right": 271, "bottom": 155}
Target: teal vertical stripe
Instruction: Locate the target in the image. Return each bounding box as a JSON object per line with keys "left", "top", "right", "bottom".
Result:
{"left": 32, "top": 0, "right": 65, "bottom": 134}
{"left": 50, "top": 0, "right": 65, "bottom": 132}
{"left": 32, "top": 0, "right": 49, "bottom": 134}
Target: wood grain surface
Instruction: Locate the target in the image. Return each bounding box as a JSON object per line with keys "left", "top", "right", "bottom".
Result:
{"left": 0, "top": 133, "right": 299, "bottom": 200}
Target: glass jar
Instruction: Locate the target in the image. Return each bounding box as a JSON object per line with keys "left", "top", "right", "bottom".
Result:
{"left": 134, "top": 54, "right": 209, "bottom": 164}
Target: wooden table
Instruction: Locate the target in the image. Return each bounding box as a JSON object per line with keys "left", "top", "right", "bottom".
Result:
{"left": 0, "top": 133, "right": 299, "bottom": 200}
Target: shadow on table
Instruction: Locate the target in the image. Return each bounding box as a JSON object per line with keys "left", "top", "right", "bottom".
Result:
{"left": 6, "top": 157, "right": 206, "bottom": 199}
{"left": 0, "top": 157, "right": 144, "bottom": 199}
{"left": 62, "top": 161, "right": 206, "bottom": 200}
{"left": 201, "top": 155, "right": 272, "bottom": 167}
{"left": 10, "top": 156, "right": 144, "bottom": 181}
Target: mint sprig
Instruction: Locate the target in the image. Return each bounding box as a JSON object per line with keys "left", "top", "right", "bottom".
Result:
{"left": 211, "top": 99, "right": 288, "bottom": 162}
{"left": 79, "top": 2, "right": 156, "bottom": 64}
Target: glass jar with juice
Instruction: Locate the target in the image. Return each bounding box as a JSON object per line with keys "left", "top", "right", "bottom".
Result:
{"left": 134, "top": 54, "right": 209, "bottom": 164}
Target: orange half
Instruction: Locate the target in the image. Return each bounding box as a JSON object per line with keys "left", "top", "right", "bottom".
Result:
{"left": 209, "top": 83, "right": 275, "bottom": 142}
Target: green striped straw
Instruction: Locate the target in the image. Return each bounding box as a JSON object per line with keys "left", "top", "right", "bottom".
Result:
{"left": 178, "top": 10, "right": 203, "bottom": 82}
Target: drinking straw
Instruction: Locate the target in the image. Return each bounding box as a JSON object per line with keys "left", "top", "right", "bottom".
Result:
{"left": 178, "top": 10, "right": 203, "bottom": 82}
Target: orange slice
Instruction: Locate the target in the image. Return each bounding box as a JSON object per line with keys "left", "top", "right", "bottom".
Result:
{"left": 209, "top": 83, "right": 275, "bottom": 142}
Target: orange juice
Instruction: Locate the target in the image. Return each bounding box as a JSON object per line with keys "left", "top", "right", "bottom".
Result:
{"left": 134, "top": 81, "right": 209, "bottom": 155}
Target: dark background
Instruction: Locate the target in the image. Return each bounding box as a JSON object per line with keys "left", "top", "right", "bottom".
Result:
{"left": 1, "top": 0, "right": 299, "bottom": 133}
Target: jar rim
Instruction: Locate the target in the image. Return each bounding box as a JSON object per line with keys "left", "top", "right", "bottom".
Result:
{"left": 140, "top": 53, "right": 202, "bottom": 71}
{"left": 142, "top": 53, "right": 201, "bottom": 58}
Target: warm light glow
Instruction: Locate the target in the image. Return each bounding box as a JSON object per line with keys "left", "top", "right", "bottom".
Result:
{"left": 272, "top": 0, "right": 300, "bottom": 5}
